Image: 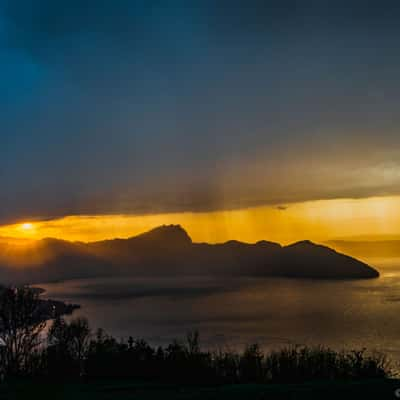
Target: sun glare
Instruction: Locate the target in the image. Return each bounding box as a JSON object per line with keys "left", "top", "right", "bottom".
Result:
{"left": 20, "top": 223, "right": 34, "bottom": 232}
{"left": 0, "top": 195, "right": 399, "bottom": 245}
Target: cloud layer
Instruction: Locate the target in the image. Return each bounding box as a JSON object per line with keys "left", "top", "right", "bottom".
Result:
{"left": 1, "top": 1, "right": 400, "bottom": 223}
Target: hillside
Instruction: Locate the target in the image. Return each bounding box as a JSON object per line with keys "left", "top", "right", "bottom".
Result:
{"left": 0, "top": 225, "right": 379, "bottom": 284}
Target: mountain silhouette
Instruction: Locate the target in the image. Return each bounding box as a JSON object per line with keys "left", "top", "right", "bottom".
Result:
{"left": 0, "top": 225, "right": 379, "bottom": 284}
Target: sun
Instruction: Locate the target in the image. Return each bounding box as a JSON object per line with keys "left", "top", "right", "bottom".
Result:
{"left": 20, "top": 223, "right": 34, "bottom": 231}
{"left": 18, "top": 222, "right": 37, "bottom": 237}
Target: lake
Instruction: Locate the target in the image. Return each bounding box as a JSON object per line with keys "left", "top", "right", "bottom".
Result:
{"left": 37, "top": 257, "right": 400, "bottom": 366}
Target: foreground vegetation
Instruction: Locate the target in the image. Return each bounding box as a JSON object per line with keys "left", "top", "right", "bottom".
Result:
{"left": 0, "top": 286, "right": 394, "bottom": 397}
{"left": 2, "top": 378, "right": 400, "bottom": 400}
{"left": 41, "top": 326, "right": 391, "bottom": 384}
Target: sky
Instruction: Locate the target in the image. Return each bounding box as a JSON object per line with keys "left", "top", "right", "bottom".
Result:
{"left": 1, "top": 1, "right": 400, "bottom": 242}
{"left": 1, "top": 196, "right": 400, "bottom": 245}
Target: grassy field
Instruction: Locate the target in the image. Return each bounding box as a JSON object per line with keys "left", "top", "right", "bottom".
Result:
{"left": 2, "top": 379, "right": 400, "bottom": 400}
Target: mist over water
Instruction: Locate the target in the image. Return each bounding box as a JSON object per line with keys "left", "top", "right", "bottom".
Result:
{"left": 37, "top": 257, "right": 400, "bottom": 364}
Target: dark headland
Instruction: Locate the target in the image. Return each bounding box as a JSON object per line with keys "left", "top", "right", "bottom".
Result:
{"left": 0, "top": 225, "right": 379, "bottom": 284}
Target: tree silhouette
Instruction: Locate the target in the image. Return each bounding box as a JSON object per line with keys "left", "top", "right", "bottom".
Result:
{"left": 0, "top": 287, "right": 48, "bottom": 376}
{"left": 239, "top": 344, "right": 264, "bottom": 383}
{"left": 186, "top": 330, "right": 200, "bottom": 355}
{"left": 47, "top": 316, "right": 91, "bottom": 377}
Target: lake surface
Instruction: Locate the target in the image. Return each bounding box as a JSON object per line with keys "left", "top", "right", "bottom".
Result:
{"left": 37, "top": 257, "right": 400, "bottom": 366}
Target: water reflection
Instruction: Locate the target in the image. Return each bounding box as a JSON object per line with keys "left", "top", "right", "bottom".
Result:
{"left": 36, "top": 258, "right": 400, "bottom": 364}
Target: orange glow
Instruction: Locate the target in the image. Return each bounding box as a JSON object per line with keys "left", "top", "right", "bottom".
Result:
{"left": 20, "top": 223, "right": 34, "bottom": 231}
{"left": 0, "top": 196, "right": 399, "bottom": 245}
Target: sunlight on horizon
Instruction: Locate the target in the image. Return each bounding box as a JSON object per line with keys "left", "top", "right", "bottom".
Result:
{"left": 0, "top": 196, "right": 400, "bottom": 245}
{"left": 20, "top": 222, "right": 34, "bottom": 232}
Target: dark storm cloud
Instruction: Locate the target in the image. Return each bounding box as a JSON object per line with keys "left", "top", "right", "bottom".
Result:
{"left": 207, "top": 0, "right": 400, "bottom": 31}
{"left": 1, "top": 1, "right": 400, "bottom": 223}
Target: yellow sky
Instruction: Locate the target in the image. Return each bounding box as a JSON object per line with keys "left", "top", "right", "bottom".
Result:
{"left": 1, "top": 195, "right": 399, "bottom": 244}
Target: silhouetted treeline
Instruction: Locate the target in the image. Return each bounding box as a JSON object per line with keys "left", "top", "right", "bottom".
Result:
{"left": 0, "top": 287, "right": 391, "bottom": 383}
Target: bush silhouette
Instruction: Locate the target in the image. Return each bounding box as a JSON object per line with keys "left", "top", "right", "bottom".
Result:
{"left": 264, "top": 346, "right": 390, "bottom": 383}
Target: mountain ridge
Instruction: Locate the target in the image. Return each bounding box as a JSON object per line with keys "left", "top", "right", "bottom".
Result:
{"left": 0, "top": 225, "right": 379, "bottom": 284}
